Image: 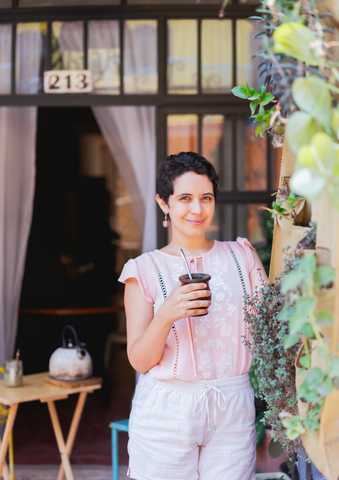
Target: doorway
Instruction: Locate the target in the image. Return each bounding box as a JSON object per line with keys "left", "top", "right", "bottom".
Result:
{"left": 14, "top": 107, "right": 137, "bottom": 466}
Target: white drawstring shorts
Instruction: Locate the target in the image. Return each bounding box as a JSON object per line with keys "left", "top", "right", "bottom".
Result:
{"left": 127, "top": 373, "right": 256, "bottom": 480}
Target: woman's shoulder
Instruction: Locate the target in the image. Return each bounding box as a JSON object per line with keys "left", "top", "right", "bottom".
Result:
{"left": 118, "top": 250, "right": 159, "bottom": 303}
{"left": 215, "top": 238, "right": 256, "bottom": 273}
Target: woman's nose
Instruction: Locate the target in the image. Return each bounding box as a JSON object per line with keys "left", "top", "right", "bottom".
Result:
{"left": 190, "top": 200, "right": 203, "bottom": 214}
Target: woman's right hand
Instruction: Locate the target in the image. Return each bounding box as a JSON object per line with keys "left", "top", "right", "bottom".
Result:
{"left": 156, "top": 282, "right": 211, "bottom": 325}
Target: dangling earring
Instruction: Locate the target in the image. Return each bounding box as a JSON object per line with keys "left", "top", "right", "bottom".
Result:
{"left": 163, "top": 213, "right": 169, "bottom": 228}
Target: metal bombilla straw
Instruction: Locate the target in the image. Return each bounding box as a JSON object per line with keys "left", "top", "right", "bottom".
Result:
{"left": 179, "top": 249, "right": 193, "bottom": 280}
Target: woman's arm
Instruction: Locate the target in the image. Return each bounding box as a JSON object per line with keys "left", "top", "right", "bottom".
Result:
{"left": 125, "top": 278, "right": 211, "bottom": 374}
{"left": 249, "top": 250, "right": 269, "bottom": 293}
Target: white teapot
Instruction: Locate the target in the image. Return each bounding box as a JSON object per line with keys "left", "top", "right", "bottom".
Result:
{"left": 49, "top": 325, "right": 93, "bottom": 381}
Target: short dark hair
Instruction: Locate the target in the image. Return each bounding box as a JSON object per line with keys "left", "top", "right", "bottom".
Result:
{"left": 156, "top": 152, "right": 219, "bottom": 204}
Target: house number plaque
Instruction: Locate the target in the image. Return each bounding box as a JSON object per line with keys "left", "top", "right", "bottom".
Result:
{"left": 44, "top": 70, "right": 93, "bottom": 94}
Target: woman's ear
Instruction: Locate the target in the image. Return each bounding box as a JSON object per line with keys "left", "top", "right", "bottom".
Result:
{"left": 156, "top": 194, "right": 168, "bottom": 214}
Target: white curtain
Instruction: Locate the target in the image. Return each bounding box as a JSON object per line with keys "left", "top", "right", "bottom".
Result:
{"left": 93, "top": 106, "right": 157, "bottom": 252}
{"left": 0, "top": 25, "right": 11, "bottom": 94}
{"left": 0, "top": 107, "right": 37, "bottom": 366}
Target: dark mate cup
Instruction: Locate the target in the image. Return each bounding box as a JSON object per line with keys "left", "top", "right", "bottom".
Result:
{"left": 179, "top": 273, "right": 211, "bottom": 317}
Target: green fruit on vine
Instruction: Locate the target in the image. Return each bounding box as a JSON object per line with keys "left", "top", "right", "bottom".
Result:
{"left": 297, "top": 145, "right": 316, "bottom": 166}
{"left": 333, "top": 149, "right": 339, "bottom": 176}
{"left": 331, "top": 109, "right": 339, "bottom": 139}
{"left": 311, "top": 132, "right": 335, "bottom": 166}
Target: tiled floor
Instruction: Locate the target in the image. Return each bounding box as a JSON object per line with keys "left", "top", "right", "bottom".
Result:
{"left": 13, "top": 343, "right": 135, "bottom": 466}
{"left": 14, "top": 465, "right": 129, "bottom": 480}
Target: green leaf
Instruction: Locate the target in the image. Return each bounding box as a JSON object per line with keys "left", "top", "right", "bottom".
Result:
{"left": 300, "top": 322, "right": 315, "bottom": 338}
{"left": 286, "top": 112, "right": 320, "bottom": 155}
{"left": 258, "top": 85, "right": 265, "bottom": 95}
{"left": 318, "top": 376, "right": 333, "bottom": 396}
{"left": 231, "top": 86, "right": 249, "bottom": 100}
{"left": 292, "top": 76, "right": 332, "bottom": 128}
{"left": 314, "top": 266, "right": 336, "bottom": 290}
{"left": 305, "top": 367, "right": 325, "bottom": 389}
{"left": 273, "top": 22, "right": 318, "bottom": 65}
{"left": 261, "top": 93, "right": 275, "bottom": 106}
{"left": 281, "top": 270, "right": 306, "bottom": 293}
{"left": 327, "top": 358, "right": 339, "bottom": 378}
{"left": 250, "top": 99, "right": 260, "bottom": 115}
{"left": 290, "top": 168, "right": 327, "bottom": 202}
{"left": 255, "top": 124, "right": 262, "bottom": 137}
{"left": 268, "top": 439, "right": 284, "bottom": 459}
{"left": 299, "top": 254, "right": 317, "bottom": 271}
{"left": 300, "top": 354, "right": 311, "bottom": 369}
{"left": 316, "top": 310, "right": 334, "bottom": 326}
{"left": 284, "top": 333, "right": 300, "bottom": 349}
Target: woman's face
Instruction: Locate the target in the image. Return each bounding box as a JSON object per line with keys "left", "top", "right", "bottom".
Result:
{"left": 160, "top": 171, "right": 215, "bottom": 238}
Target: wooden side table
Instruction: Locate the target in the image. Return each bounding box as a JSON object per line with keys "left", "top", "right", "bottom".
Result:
{"left": 0, "top": 372, "right": 102, "bottom": 480}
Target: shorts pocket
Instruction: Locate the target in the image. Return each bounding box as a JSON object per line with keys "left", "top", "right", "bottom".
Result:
{"left": 130, "top": 377, "right": 156, "bottom": 426}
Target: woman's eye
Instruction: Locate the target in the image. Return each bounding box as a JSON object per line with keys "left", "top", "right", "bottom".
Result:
{"left": 180, "top": 196, "right": 190, "bottom": 201}
{"left": 202, "top": 196, "right": 213, "bottom": 201}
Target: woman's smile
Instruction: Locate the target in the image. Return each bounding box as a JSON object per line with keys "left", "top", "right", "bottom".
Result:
{"left": 185, "top": 219, "right": 205, "bottom": 226}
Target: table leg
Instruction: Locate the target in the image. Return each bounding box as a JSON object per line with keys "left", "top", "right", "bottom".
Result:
{"left": 57, "top": 392, "right": 88, "bottom": 480}
{"left": 47, "top": 401, "right": 74, "bottom": 480}
{"left": 0, "top": 404, "right": 18, "bottom": 476}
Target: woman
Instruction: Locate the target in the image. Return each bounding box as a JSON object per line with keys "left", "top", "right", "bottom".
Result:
{"left": 119, "top": 152, "right": 267, "bottom": 480}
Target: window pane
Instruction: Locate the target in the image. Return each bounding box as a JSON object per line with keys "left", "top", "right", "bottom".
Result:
{"left": 236, "top": 204, "right": 266, "bottom": 247}
{"left": 209, "top": 204, "right": 266, "bottom": 247}
{"left": 167, "top": 20, "right": 197, "bottom": 95}
{"left": 16, "top": 23, "right": 47, "bottom": 94}
{"left": 207, "top": 204, "right": 233, "bottom": 241}
{"left": 202, "top": 20, "right": 232, "bottom": 94}
{"left": 0, "top": 25, "right": 11, "bottom": 94}
{"left": 202, "top": 115, "right": 232, "bottom": 191}
{"left": 167, "top": 114, "right": 198, "bottom": 155}
{"left": 52, "top": 22, "right": 84, "bottom": 71}
{"left": 0, "top": 0, "right": 11, "bottom": 7}
{"left": 124, "top": 20, "right": 157, "bottom": 94}
{"left": 129, "top": 0, "right": 222, "bottom": 3}
{"left": 20, "top": 0, "right": 119, "bottom": 5}
{"left": 236, "top": 118, "right": 267, "bottom": 191}
{"left": 88, "top": 21, "right": 120, "bottom": 95}
{"left": 236, "top": 20, "right": 263, "bottom": 90}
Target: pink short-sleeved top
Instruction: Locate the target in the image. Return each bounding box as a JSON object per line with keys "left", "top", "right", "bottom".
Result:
{"left": 119, "top": 238, "right": 255, "bottom": 381}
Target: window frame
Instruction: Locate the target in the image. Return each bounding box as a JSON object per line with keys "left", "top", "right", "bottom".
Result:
{"left": 0, "top": 1, "right": 272, "bottom": 249}
{"left": 157, "top": 106, "right": 276, "bottom": 248}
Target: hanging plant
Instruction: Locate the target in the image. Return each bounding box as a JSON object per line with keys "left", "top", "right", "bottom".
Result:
{"left": 228, "top": 0, "right": 339, "bottom": 211}
{"left": 243, "top": 225, "right": 316, "bottom": 457}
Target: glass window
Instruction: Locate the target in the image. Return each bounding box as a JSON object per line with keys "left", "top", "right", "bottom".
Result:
{"left": 236, "top": 20, "right": 263, "bottom": 90}
{"left": 20, "top": 0, "right": 119, "bottom": 5}
{"left": 236, "top": 118, "right": 267, "bottom": 191}
{"left": 0, "top": 0, "right": 11, "bottom": 7}
{"left": 207, "top": 204, "right": 233, "bottom": 241}
{"left": 129, "top": 0, "right": 221, "bottom": 3}
{"left": 201, "top": 20, "right": 232, "bottom": 94}
{"left": 202, "top": 114, "right": 232, "bottom": 191}
{"left": 88, "top": 21, "right": 120, "bottom": 95}
{"left": 167, "top": 20, "right": 197, "bottom": 95}
{"left": 0, "top": 25, "right": 11, "bottom": 94}
{"left": 167, "top": 114, "right": 198, "bottom": 155}
{"left": 236, "top": 204, "right": 266, "bottom": 247}
{"left": 52, "top": 22, "right": 84, "bottom": 71}
{"left": 16, "top": 23, "right": 47, "bottom": 94}
{"left": 124, "top": 20, "right": 157, "bottom": 94}
{"left": 210, "top": 204, "right": 266, "bottom": 247}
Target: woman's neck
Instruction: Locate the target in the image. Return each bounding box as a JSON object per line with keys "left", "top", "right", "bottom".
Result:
{"left": 161, "top": 232, "right": 214, "bottom": 257}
